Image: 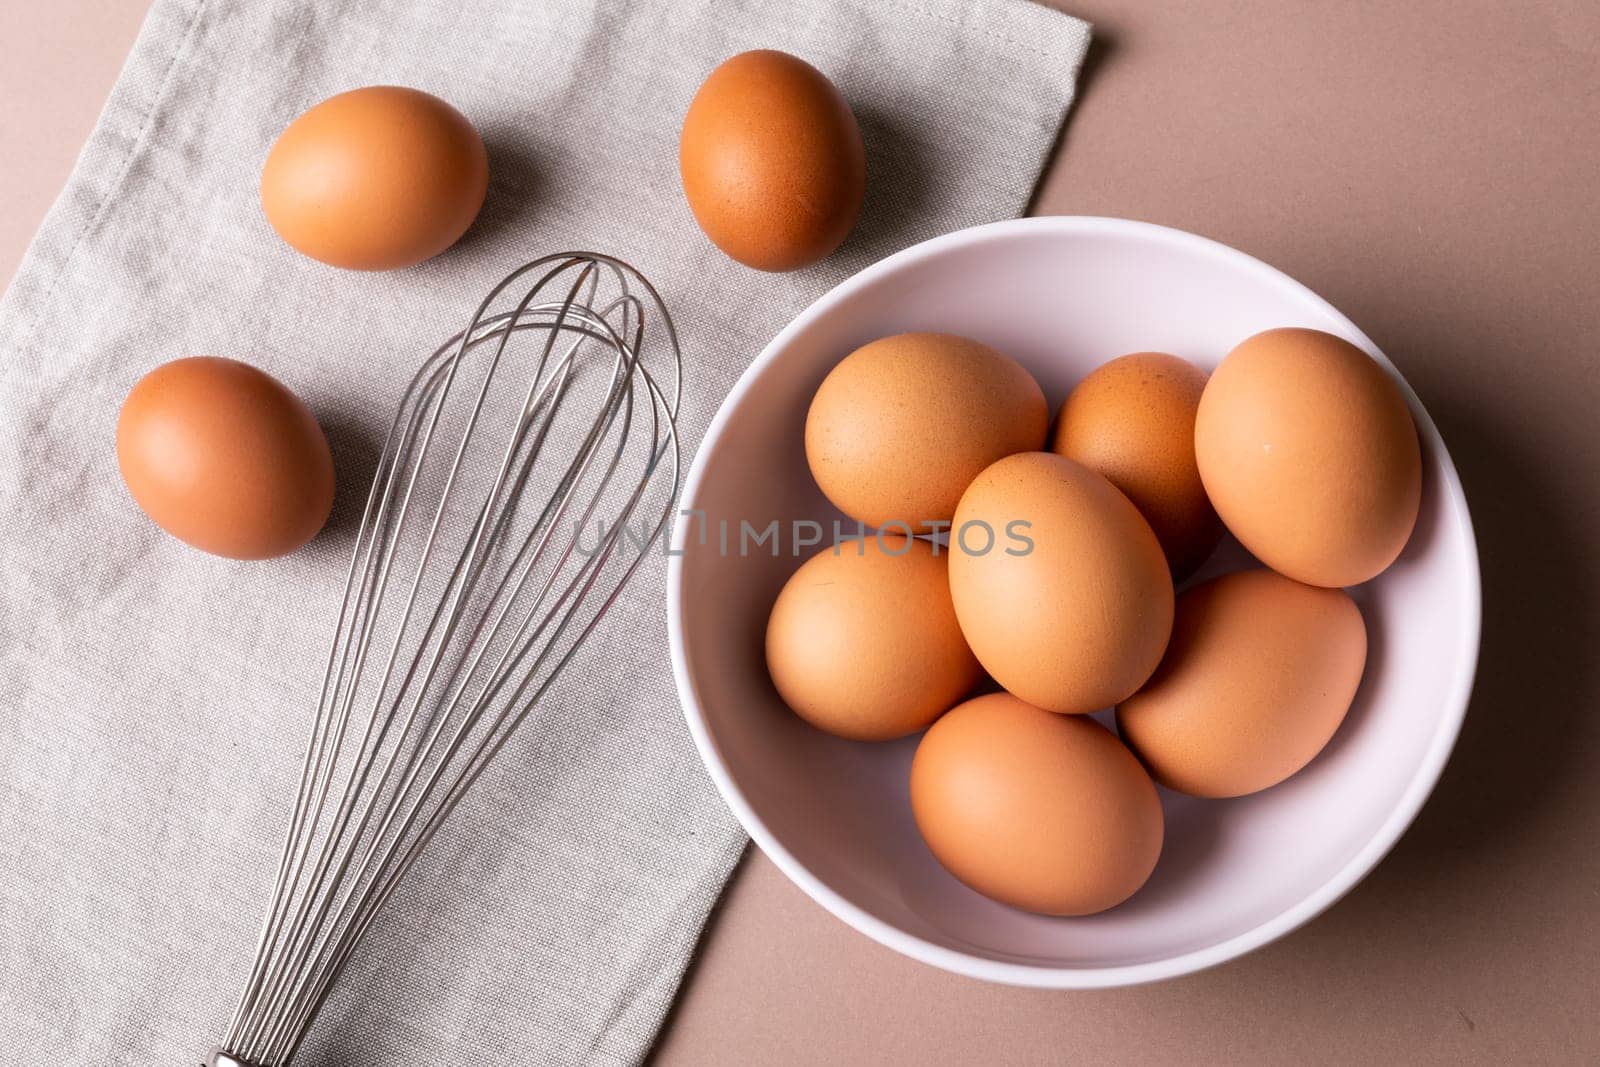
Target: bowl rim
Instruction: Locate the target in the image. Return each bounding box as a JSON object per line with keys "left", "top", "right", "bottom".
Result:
{"left": 665, "top": 214, "right": 1482, "bottom": 989}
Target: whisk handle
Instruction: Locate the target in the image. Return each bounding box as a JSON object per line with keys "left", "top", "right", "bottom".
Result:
{"left": 206, "top": 1051, "right": 267, "bottom": 1067}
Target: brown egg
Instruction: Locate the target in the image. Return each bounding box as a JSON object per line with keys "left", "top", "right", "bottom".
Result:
{"left": 679, "top": 50, "right": 865, "bottom": 271}
{"left": 911, "top": 693, "right": 1163, "bottom": 916}
{"left": 806, "top": 333, "right": 1048, "bottom": 530}
{"left": 1117, "top": 568, "right": 1367, "bottom": 798}
{"left": 261, "top": 86, "right": 488, "bottom": 271}
{"left": 766, "top": 534, "right": 980, "bottom": 741}
{"left": 1052, "top": 352, "right": 1222, "bottom": 580}
{"left": 116, "top": 357, "right": 335, "bottom": 559}
{"left": 1194, "top": 327, "right": 1422, "bottom": 587}
{"left": 949, "top": 452, "right": 1173, "bottom": 715}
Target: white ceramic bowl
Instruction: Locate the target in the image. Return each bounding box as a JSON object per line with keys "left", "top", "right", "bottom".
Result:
{"left": 666, "top": 216, "right": 1480, "bottom": 988}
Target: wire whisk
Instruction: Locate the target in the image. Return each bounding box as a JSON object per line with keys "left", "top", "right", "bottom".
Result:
{"left": 209, "top": 253, "right": 682, "bottom": 1067}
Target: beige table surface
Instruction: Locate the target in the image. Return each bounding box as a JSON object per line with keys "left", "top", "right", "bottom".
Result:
{"left": 5, "top": 2, "right": 1598, "bottom": 1064}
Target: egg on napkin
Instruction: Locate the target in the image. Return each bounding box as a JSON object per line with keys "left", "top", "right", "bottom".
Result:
{"left": 116, "top": 356, "right": 335, "bottom": 560}
{"left": 679, "top": 49, "right": 865, "bottom": 271}
{"left": 261, "top": 86, "right": 489, "bottom": 271}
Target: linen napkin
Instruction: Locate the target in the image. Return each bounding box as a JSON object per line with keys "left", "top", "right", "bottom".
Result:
{"left": 0, "top": 0, "right": 1090, "bottom": 1062}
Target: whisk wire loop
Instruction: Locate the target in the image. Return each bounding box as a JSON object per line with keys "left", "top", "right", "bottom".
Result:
{"left": 213, "top": 254, "right": 682, "bottom": 1067}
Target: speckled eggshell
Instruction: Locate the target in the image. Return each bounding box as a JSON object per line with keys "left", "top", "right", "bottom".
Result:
{"left": 1194, "top": 327, "right": 1422, "bottom": 588}
{"left": 1052, "top": 352, "right": 1222, "bottom": 580}
{"left": 911, "top": 693, "right": 1164, "bottom": 916}
{"left": 1116, "top": 568, "right": 1368, "bottom": 798}
{"left": 679, "top": 50, "right": 866, "bottom": 271}
{"left": 948, "top": 452, "right": 1174, "bottom": 715}
{"left": 115, "top": 356, "right": 335, "bottom": 559}
{"left": 765, "top": 534, "right": 980, "bottom": 741}
{"left": 261, "top": 86, "right": 489, "bottom": 271}
{"left": 805, "top": 333, "right": 1048, "bottom": 531}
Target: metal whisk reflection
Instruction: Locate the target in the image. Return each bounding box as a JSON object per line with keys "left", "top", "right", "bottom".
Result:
{"left": 209, "top": 253, "right": 682, "bottom": 1067}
